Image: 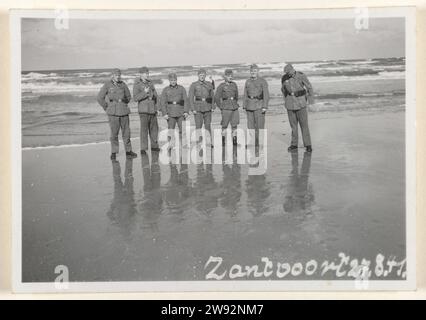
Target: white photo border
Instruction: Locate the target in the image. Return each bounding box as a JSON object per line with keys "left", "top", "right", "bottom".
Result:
{"left": 10, "top": 7, "right": 417, "bottom": 293}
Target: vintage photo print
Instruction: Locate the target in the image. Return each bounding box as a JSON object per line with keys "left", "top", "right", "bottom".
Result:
{"left": 10, "top": 8, "right": 416, "bottom": 292}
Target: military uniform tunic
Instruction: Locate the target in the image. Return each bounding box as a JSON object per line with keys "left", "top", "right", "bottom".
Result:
{"left": 133, "top": 78, "right": 159, "bottom": 151}
{"left": 97, "top": 80, "right": 133, "bottom": 153}
{"left": 188, "top": 80, "right": 215, "bottom": 138}
{"left": 281, "top": 71, "right": 314, "bottom": 111}
{"left": 160, "top": 85, "right": 188, "bottom": 134}
{"left": 243, "top": 77, "right": 269, "bottom": 138}
{"left": 281, "top": 71, "right": 314, "bottom": 147}
{"left": 215, "top": 81, "right": 240, "bottom": 131}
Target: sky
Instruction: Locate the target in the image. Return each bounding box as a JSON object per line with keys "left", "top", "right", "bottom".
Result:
{"left": 21, "top": 17, "right": 405, "bottom": 71}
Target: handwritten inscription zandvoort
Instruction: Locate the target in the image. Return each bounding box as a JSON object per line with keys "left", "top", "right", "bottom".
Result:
{"left": 204, "top": 253, "right": 406, "bottom": 280}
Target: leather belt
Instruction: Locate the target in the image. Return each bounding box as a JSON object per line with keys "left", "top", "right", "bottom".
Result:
{"left": 195, "top": 97, "right": 212, "bottom": 103}
{"left": 248, "top": 95, "right": 262, "bottom": 100}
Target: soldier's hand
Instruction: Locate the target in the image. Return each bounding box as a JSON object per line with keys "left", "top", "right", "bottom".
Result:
{"left": 261, "top": 108, "right": 267, "bottom": 113}
{"left": 183, "top": 112, "right": 188, "bottom": 119}
{"left": 156, "top": 111, "right": 161, "bottom": 116}
{"left": 192, "top": 110, "right": 197, "bottom": 115}
{"left": 164, "top": 114, "right": 169, "bottom": 120}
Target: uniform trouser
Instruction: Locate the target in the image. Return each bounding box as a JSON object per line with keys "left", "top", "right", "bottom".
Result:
{"left": 287, "top": 107, "right": 312, "bottom": 147}
{"left": 167, "top": 116, "right": 183, "bottom": 133}
{"left": 139, "top": 113, "right": 159, "bottom": 150}
{"left": 194, "top": 111, "right": 212, "bottom": 141}
{"left": 108, "top": 115, "right": 132, "bottom": 154}
{"left": 221, "top": 109, "right": 239, "bottom": 136}
{"left": 246, "top": 109, "right": 265, "bottom": 143}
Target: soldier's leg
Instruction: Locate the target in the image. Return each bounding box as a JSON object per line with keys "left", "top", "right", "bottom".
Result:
{"left": 246, "top": 111, "right": 255, "bottom": 145}
{"left": 177, "top": 116, "right": 183, "bottom": 147}
{"left": 177, "top": 116, "right": 183, "bottom": 135}
{"left": 204, "top": 111, "right": 212, "bottom": 144}
{"left": 120, "top": 115, "right": 132, "bottom": 152}
{"left": 149, "top": 114, "right": 159, "bottom": 149}
{"left": 230, "top": 109, "right": 240, "bottom": 136}
{"left": 221, "top": 110, "right": 232, "bottom": 145}
{"left": 139, "top": 113, "right": 149, "bottom": 151}
{"left": 297, "top": 107, "right": 312, "bottom": 147}
{"left": 167, "top": 117, "right": 177, "bottom": 148}
{"left": 287, "top": 110, "right": 299, "bottom": 147}
{"left": 253, "top": 109, "right": 262, "bottom": 144}
{"left": 231, "top": 109, "right": 240, "bottom": 145}
{"left": 221, "top": 110, "right": 231, "bottom": 134}
{"left": 194, "top": 112, "right": 203, "bottom": 142}
{"left": 108, "top": 115, "right": 120, "bottom": 154}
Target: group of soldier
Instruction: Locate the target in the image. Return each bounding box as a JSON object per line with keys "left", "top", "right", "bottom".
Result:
{"left": 97, "top": 63, "right": 314, "bottom": 161}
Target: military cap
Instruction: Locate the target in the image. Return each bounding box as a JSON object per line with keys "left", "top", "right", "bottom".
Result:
{"left": 198, "top": 68, "right": 207, "bottom": 75}
{"left": 168, "top": 73, "right": 177, "bottom": 80}
{"left": 139, "top": 66, "right": 149, "bottom": 73}
{"left": 112, "top": 68, "right": 121, "bottom": 75}
{"left": 284, "top": 64, "right": 295, "bottom": 74}
{"left": 250, "top": 64, "right": 259, "bottom": 71}
{"left": 225, "top": 69, "right": 233, "bottom": 76}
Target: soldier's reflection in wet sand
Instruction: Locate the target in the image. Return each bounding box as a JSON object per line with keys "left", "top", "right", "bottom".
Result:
{"left": 106, "top": 159, "right": 136, "bottom": 239}
{"left": 220, "top": 146, "right": 241, "bottom": 218}
{"left": 283, "top": 151, "right": 315, "bottom": 217}
{"left": 139, "top": 151, "right": 162, "bottom": 232}
{"left": 163, "top": 154, "right": 191, "bottom": 220}
{"left": 194, "top": 152, "right": 219, "bottom": 219}
{"left": 245, "top": 146, "right": 271, "bottom": 217}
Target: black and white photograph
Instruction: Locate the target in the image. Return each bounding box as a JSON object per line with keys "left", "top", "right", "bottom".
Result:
{"left": 10, "top": 8, "right": 416, "bottom": 292}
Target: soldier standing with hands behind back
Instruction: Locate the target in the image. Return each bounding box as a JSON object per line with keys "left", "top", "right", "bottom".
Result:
{"left": 97, "top": 68, "right": 137, "bottom": 160}
{"left": 243, "top": 64, "right": 269, "bottom": 146}
{"left": 133, "top": 66, "right": 160, "bottom": 155}
{"left": 281, "top": 63, "right": 314, "bottom": 153}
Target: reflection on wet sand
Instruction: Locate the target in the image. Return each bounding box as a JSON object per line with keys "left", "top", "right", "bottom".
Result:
{"left": 194, "top": 162, "right": 219, "bottom": 219}
{"left": 163, "top": 162, "right": 191, "bottom": 219}
{"left": 220, "top": 146, "right": 241, "bottom": 218}
{"left": 139, "top": 151, "right": 162, "bottom": 232}
{"left": 246, "top": 147, "right": 271, "bottom": 217}
{"left": 283, "top": 151, "right": 315, "bottom": 217}
{"left": 106, "top": 158, "right": 136, "bottom": 239}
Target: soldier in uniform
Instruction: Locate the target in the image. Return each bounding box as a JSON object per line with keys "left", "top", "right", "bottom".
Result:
{"left": 97, "top": 68, "right": 137, "bottom": 160}
{"left": 188, "top": 69, "right": 215, "bottom": 146}
{"left": 214, "top": 69, "right": 240, "bottom": 145}
{"left": 160, "top": 73, "right": 189, "bottom": 147}
{"left": 281, "top": 63, "right": 314, "bottom": 153}
{"left": 243, "top": 64, "right": 269, "bottom": 146}
{"left": 133, "top": 66, "right": 160, "bottom": 155}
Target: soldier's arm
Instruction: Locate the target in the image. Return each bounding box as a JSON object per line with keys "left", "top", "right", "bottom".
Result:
{"left": 262, "top": 79, "right": 270, "bottom": 109}
{"left": 152, "top": 87, "right": 159, "bottom": 110}
{"left": 133, "top": 82, "right": 148, "bottom": 102}
{"left": 210, "top": 85, "right": 216, "bottom": 110}
{"left": 188, "top": 83, "right": 195, "bottom": 111}
{"left": 123, "top": 84, "right": 132, "bottom": 104}
{"left": 234, "top": 83, "right": 239, "bottom": 102}
{"left": 160, "top": 88, "right": 168, "bottom": 115}
{"left": 97, "top": 83, "right": 109, "bottom": 110}
{"left": 181, "top": 87, "right": 189, "bottom": 113}
{"left": 214, "top": 84, "right": 223, "bottom": 110}
{"left": 243, "top": 81, "right": 248, "bottom": 109}
{"left": 280, "top": 75, "right": 287, "bottom": 96}
{"left": 301, "top": 73, "right": 314, "bottom": 104}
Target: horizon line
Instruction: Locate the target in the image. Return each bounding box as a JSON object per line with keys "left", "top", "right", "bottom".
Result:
{"left": 21, "top": 56, "right": 405, "bottom": 73}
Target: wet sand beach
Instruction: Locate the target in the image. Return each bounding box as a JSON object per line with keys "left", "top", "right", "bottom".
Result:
{"left": 22, "top": 109, "right": 406, "bottom": 282}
